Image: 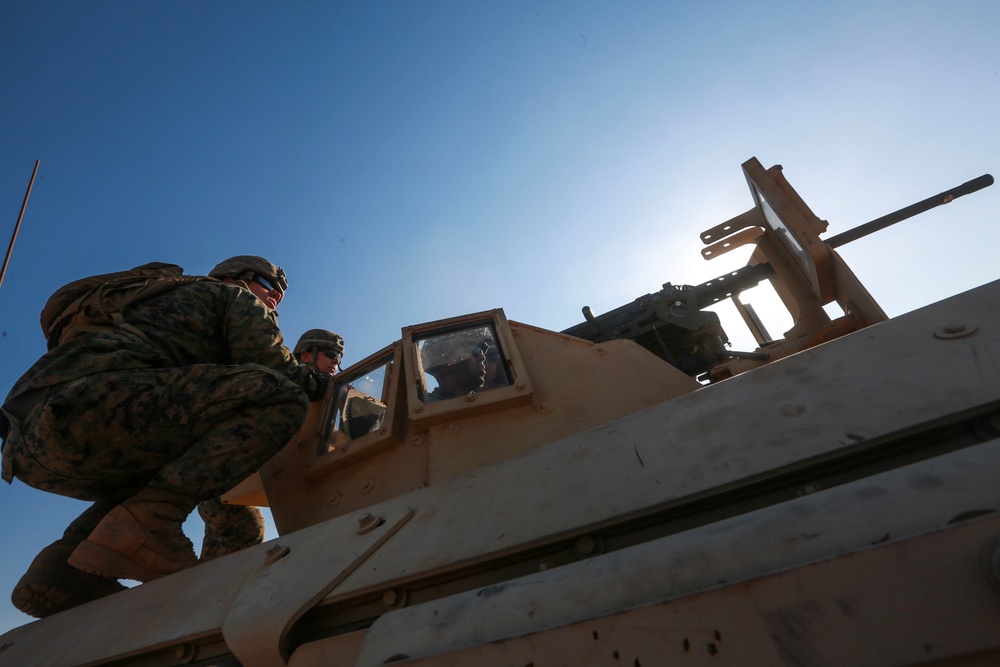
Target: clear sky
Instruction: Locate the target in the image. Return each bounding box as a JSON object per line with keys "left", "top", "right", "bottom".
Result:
{"left": 1, "top": 0, "right": 998, "bottom": 634}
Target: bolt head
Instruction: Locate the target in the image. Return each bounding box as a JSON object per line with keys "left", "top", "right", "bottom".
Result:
{"left": 356, "top": 512, "right": 383, "bottom": 534}
{"left": 264, "top": 544, "right": 290, "bottom": 564}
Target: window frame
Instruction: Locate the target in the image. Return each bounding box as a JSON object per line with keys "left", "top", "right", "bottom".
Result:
{"left": 305, "top": 342, "right": 404, "bottom": 480}
{"left": 403, "top": 309, "right": 534, "bottom": 426}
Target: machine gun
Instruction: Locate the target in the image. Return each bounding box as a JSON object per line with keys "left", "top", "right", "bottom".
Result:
{"left": 561, "top": 263, "right": 775, "bottom": 376}
{"left": 564, "top": 159, "right": 993, "bottom": 381}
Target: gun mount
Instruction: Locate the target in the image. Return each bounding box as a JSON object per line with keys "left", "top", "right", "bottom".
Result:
{"left": 565, "top": 158, "right": 993, "bottom": 382}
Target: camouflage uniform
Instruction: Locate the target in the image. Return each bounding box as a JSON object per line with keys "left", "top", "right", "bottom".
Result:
{"left": 197, "top": 498, "right": 264, "bottom": 562}
{"left": 2, "top": 278, "right": 326, "bottom": 613}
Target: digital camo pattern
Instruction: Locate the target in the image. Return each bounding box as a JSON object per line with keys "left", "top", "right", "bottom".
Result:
{"left": 6, "top": 280, "right": 325, "bottom": 403}
{"left": 198, "top": 498, "right": 265, "bottom": 561}
{"left": 2, "top": 279, "right": 324, "bottom": 561}
{"left": 8, "top": 364, "right": 307, "bottom": 499}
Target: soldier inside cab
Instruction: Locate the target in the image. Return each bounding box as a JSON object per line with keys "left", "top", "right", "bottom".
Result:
{"left": 419, "top": 328, "right": 498, "bottom": 402}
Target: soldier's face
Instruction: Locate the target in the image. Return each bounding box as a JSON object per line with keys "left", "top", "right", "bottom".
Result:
{"left": 223, "top": 277, "right": 281, "bottom": 311}
{"left": 318, "top": 349, "right": 341, "bottom": 374}
{"left": 246, "top": 280, "right": 281, "bottom": 310}
{"left": 301, "top": 350, "right": 339, "bottom": 375}
{"left": 438, "top": 348, "right": 487, "bottom": 394}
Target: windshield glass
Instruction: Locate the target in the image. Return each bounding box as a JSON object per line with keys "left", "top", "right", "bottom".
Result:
{"left": 417, "top": 323, "right": 510, "bottom": 402}
{"left": 322, "top": 358, "right": 390, "bottom": 454}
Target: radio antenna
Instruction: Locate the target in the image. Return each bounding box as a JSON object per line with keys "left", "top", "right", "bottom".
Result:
{"left": 0, "top": 160, "right": 40, "bottom": 290}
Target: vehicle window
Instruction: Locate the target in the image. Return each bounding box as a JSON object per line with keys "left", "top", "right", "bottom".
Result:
{"left": 417, "top": 324, "right": 510, "bottom": 402}
{"left": 323, "top": 361, "right": 389, "bottom": 454}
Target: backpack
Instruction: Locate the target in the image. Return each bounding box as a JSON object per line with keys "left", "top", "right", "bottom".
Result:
{"left": 39, "top": 262, "right": 212, "bottom": 350}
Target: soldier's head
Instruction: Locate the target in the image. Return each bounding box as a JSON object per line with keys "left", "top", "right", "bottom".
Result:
{"left": 209, "top": 255, "right": 287, "bottom": 311}
{"left": 420, "top": 329, "right": 489, "bottom": 399}
{"left": 294, "top": 329, "right": 345, "bottom": 375}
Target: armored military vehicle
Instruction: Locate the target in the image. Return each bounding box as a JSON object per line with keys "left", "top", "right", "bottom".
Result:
{"left": 1, "top": 158, "right": 998, "bottom": 666}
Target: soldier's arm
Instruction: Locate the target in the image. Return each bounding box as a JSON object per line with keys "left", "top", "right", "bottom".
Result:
{"left": 223, "top": 290, "right": 329, "bottom": 400}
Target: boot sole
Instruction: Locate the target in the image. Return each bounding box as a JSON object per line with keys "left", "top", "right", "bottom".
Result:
{"left": 12, "top": 581, "right": 75, "bottom": 618}
{"left": 12, "top": 577, "right": 125, "bottom": 618}
{"left": 13, "top": 541, "right": 128, "bottom": 618}
{"left": 69, "top": 540, "right": 171, "bottom": 583}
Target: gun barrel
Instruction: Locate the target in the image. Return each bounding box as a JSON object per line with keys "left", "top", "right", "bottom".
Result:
{"left": 825, "top": 173, "right": 993, "bottom": 249}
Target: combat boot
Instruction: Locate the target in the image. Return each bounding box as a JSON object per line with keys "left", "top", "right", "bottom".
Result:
{"left": 68, "top": 488, "right": 200, "bottom": 583}
{"left": 12, "top": 538, "right": 126, "bottom": 618}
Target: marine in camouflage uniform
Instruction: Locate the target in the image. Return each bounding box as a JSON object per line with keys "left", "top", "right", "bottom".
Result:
{"left": 293, "top": 328, "right": 345, "bottom": 376}
{"left": 194, "top": 257, "right": 297, "bottom": 563}
{"left": 1, "top": 257, "right": 327, "bottom": 618}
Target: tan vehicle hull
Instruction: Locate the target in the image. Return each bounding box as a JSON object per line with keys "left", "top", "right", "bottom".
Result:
{"left": 2, "top": 159, "right": 996, "bottom": 666}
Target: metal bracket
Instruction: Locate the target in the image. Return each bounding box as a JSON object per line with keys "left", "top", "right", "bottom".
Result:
{"left": 222, "top": 507, "right": 413, "bottom": 667}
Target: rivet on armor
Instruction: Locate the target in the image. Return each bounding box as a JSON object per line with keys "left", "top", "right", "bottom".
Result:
{"left": 382, "top": 588, "right": 408, "bottom": 609}
{"left": 265, "top": 544, "right": 290, "bottom": 564}
{"left": 797, "top": 483, "right": 822, "bottom": 497}
{"left": 935, "top": 324, "right": 977, "bottom": 340}
{"left": 574, "top": 535, "right": 605, "bottom": 556}
{"left": 575, "top": 536, "right": 597, "bottom": 555}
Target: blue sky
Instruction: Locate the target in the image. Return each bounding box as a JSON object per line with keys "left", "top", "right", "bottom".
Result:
{"left": 1, "top": 1, "right": 998, "bottom": 634}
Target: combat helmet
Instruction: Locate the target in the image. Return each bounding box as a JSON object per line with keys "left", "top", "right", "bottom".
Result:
{"left": 294, "top": 329, "right": 345, "bottom": 357}
{"left": 420, "top": 327, "right": 491, "bottom": 372}
{"left": 209, "top": 255, "right": 288, "bottom": 293}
